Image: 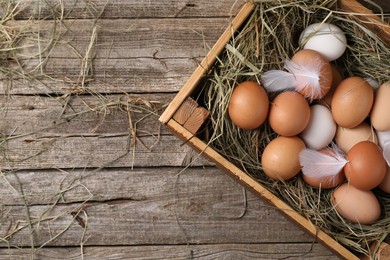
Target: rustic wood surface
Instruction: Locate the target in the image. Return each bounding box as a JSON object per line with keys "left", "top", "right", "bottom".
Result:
{"left": 0, "top": 1, "right": 388, "bottom": 259}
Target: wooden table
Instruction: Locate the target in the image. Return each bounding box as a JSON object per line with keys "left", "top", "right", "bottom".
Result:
{"left": 0, "top": 1, "right": 388, "bottom": 259}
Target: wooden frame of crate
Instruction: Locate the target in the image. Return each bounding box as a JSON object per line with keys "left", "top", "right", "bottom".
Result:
{"left": 159, "top": 0, "right": 390, "bottom": 259}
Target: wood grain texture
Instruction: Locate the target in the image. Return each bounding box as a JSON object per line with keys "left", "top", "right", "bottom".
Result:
{"left": 173, "top": 97, "right": 199, "bottom": 125}
{"left": 0, "top": 93, "right": 173, "bottom": 135}
{"left": 0, "top": 244, "right": 339, "bottom": 260}
{"left": 12, "top": 0, "right": 242, "bottom": 19}
{"left": 1, "top": 0, "right": 389, "bottom": 259}
{"left": 1, "top": 134, "right": 214, "bottom": 170}
{"left": 1, "top": 18, "right": 228, "bottom": 95}
{"left": 182, "top": 106, "right": 209, "bottom": 134}
{"left": 0, "top": 172, "right": 316, "bottom": 247}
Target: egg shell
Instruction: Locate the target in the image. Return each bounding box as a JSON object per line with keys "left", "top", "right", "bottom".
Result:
{"left": 269, "top": 91, "right": 310, "bottom": 136}
{"left": 335, "top": 122, "right": 378, "bottom": 154}
{"left": 319, "top": 64, "right": 343, "bottom": 108}
{"left": 299, "top": 23, "right": 347, "bottom": 61}
{"left": 290, "top": 49, "right": 333, "bottom": 100}
{"left": 300, "top": 104, "right": 336, "bottom": 150}
{"left": 345, "top": 141, "right": 387, "bottom": 191}
{"left": 378, "top": 166, "right": 390, "bottom": 193}
{"left": 228, "top": 81, "right": 269, "bottom": 130}
{"left": 332, "top": 183, "right": 381, "bottom": 225}
{"left": 331, "top": 77, "right": 374, "bottom": 128}
{"left": 371, "top": 81, "right": 390, "bottom": 131}
{"left": 302, "top": 149, "right": 345, "bottom": 189}
{"left": 261, "top": 136, "right": 305, "bottom": 181}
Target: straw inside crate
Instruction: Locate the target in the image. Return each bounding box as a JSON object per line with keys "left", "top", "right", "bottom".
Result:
{"left": 195, "top": 0, "right": 390, "bottom": 257}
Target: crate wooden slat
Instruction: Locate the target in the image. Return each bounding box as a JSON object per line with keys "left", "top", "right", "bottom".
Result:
{"left": 159, "top": 1, "right": 390, "bottom": 259}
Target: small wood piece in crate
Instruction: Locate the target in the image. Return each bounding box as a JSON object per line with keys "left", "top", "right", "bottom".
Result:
{"left": 173, "top": 97, "right": 209, "bottom": 135}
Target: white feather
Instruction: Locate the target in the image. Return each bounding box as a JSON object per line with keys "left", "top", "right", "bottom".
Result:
{"left": 384, "top": 142, "right": 390, "bottom": 166}
{"left": 284, "top": 59, "right": 324, "bottom": 101}
{"left": 299, "top": 147, "right": 347, "bottom": 179}
{"left": 260, "top": 70, "right": 295, "bottom": 92}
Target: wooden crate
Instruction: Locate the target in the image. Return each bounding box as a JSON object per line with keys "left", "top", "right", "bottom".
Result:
{"left": 159, "top": 1, "right": 390, "bottom": 259}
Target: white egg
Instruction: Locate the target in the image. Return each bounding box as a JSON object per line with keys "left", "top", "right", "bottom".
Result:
{"left": 300, "top": 104, "right": 336, "bottom": 150}
{"left": 299, "top": 23, "right": 347, "bottom": 61}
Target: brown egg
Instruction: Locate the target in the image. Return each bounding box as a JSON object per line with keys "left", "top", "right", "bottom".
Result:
{"left": 335, "top": 122, "right": 378, "bottom": 153}
{"left": 318, "top": 64, "right": 343, "bottom": 107}
{"left": 378, "top": 166, "right": 390, "bottom": 193}
{"left": 332, "top": 183, "right": 381, "bottom": 224}
{"left": 371, "top": 81, "right": 390, "bottom": 131}
{"left": 290, "top": 49, "right": 333, "bottom": 100}
{"left": 269, "top": 91, "right": 310, "bottom": 136}
{"left": 303, "top": 149, "right": 345, "bottom": 189}
{"left": 228, "top": 81, "right": 269, "bottom": 130}
{"left": 331, "top": 77, "right": 374, "bottom": 128}
{"left": 261, "top": 136, "right": 305, "bottom": 181}
{"left": 345, "top": 141, "right": 387, "bottom": 191}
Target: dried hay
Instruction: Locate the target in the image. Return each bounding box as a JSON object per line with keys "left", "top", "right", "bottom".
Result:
{"left": 199, "top": 0, "right": 390, "bottom": 257}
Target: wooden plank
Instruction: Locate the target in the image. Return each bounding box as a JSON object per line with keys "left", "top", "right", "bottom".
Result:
{"left": 10, "top": 18, "right": 228, "bottom": 60}
{"left": 0, "top": 93, "right": 211, "bottom": 170}
{"left": 0, "top": 134, "right": 213, "bottom": 170}
{"left": 0, "top": 186, "right": 322, "bottom": 247}
{"left": 12, "top": 0, "right": 243, "bottom": 20}
{"left": 0, "top": 244, "right": 339, "bottom": 259}
{"left": 0, "top": 167, "right": 230, "bottom": 206}
{"left": 1, "top": 17, "right": 230, "bottom": 95}
{"left": 0, "top": 58, "right": 194, "bottom": 94}
{"left": 9, "top": 0, "right": 390, "bottom": 20}
{"left": 0, "top": 93, "right": 173, "bottom": 136}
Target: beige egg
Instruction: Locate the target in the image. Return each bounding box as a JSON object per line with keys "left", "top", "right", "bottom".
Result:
{"left": 332, "top": 183, "right": 381, "bottom": 224}
{"left": 335, "top": 122, "right": 378, "bottom": 153}
{"left": 371, "top": 81, "right": 390, "bottom": 131}
{"left": 379, "top": 166, "right": 390, "bottom": 193}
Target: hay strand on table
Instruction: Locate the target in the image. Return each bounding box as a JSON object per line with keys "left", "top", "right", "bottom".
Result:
{"left": 198, "top": 0, "right": 390, "bottom": 257}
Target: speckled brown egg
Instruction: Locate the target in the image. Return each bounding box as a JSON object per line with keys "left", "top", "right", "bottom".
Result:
{"left": 331, "top": 77, "right": 374, "bottom": 128}
{"left": 228, "top": 81, "right": 269, "bottom": 130}
{"left": 268, "top": 91, "right": 310, "bottom": 136}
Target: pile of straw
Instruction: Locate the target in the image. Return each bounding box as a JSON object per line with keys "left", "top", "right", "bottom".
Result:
{"left": 199, "top": 0, "right": 390, "bottom": 257}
